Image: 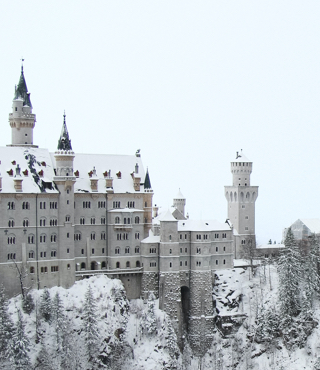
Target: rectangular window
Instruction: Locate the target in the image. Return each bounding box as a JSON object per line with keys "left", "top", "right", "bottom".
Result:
{"left": 51, "top": 266, "right": 59, "bottom": 272}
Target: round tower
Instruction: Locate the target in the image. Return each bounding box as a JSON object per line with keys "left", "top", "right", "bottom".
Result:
{"left": 8, "top": 65, "right": 37, "bottom": 147}
{"left": 225, "top": 150, "right": 259, "bottom": 258}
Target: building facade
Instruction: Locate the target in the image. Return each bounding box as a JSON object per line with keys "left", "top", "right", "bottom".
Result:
{"left": 1, "top": 66, "right": 258, "bottom": 355}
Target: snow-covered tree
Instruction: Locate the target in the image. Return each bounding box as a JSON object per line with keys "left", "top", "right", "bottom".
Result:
{"left": 35, "top": 342, "right": 54, "bottom": 370}
{"left": 0, "top": 285, "right": 14, "bottom": 365}
{"left": 53, "top": 292, "right": 65, "bottom": 352}
{"left": 277, "top": 227, "right": 302, "bottom": 318}
{"left": 140, "top": 292, "right": 157, "bottom": 336}
{"left": 12, "top": 309, "right": 31, "bottom": 370}
{"left": 22, "top": 293, "right": 35, "bottom": 315}
{"left": 303, "top": 234, "right": 320, "bottom": 309}
{"left": 82, "top": 285, "right": 101, "bottom": 368}
{"left": 39, "top": 288, "right": 52, "bottom": 323}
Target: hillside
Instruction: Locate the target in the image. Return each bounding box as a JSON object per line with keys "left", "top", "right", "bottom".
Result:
{"left": 4, "top": 264, "right": 320, "bottom": 369}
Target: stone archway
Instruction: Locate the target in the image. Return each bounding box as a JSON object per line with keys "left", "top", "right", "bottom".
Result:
{"left": 91, "top": 261, "right": 96, "bottom": 270}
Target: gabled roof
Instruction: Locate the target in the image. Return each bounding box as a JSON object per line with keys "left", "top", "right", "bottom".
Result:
{"left": 51, "top": 152, "right": 146, "bottom": 194}
{"left": 298, "top": 218, "right": 320, "bottom": 234}
{"left": 0, "top": 146, "right": 57, "bottom": 193}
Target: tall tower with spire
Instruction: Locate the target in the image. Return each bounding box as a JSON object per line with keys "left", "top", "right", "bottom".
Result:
{"left": 8, "top": 65, "right": 37, "bottom": 147}
{"left": 225, "top": 150, "right": 259, "bottom": 257}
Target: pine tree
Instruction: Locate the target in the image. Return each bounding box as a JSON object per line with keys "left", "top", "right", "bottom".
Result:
{"left": 277, "top": 227, "right": 302, "bottom": 318}
{"left": 82, "top": 285, "right": 101, "bottom": 368}
{"left": 53, "top": 292, "right": 65, "bottom": 352}
{"left": 140, "top": 293, "right": 157, "bottom": 336}
{"left": 35, "top": 342, "right": 54, "bottom": 370}
{"left": 39, "top": 288, "right": 52, "bottom": 323}
{"left": 0, "top": 285, "right": 14, "bottom": 364}
{"left": 22, "top": 293, "right": 35, "bottom": 315}
{"left": 12, "top": 309, "right": 32, "bottom": 370}
{"left": 303, "top": 234, "right": 320, "bottom": 309}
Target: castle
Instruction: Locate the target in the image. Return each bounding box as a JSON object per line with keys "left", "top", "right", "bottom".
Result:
{"left": 1, "top": 66, "right": 258, "bottom": 354}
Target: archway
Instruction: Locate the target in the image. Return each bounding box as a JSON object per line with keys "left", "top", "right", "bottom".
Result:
{"left": 181, "top": 286, "right": 190, "bottom": 332}
{"left": 91, "top": 261, "right": 96, "bottom": 270}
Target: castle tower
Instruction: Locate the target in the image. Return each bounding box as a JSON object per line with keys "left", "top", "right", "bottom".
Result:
{"left": 143, "top": 167, "right": 154, "bottom": 237}
{"left": 225, "top": 150, "right": 258, "bottom": 258}
{"left": 158, "top": 210, "right": 182, "bottom": 335}
{"left": 53, "top": 113, "right": 76, "bottom": 287}
{"left": 8, "top": 65, "right": 37, "bottom": 147}
{"left": 173, "top": 189, "right": 186, "bottom": 218}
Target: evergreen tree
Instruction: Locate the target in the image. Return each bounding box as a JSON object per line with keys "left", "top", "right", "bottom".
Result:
{"left": 82, "top": 285, "right": 101, "bottom": 368}
{"left": 303, "top": 234, "right": 320, "bottom": 309}
{"left": 12, "top": 309, "right": 31, "bottom": 370}
{"left": 35, "top": 342, "right": 54, "bottom": 370}
{"left": 140, "top": 293, "right": 157, "bottom": 336}
{"left": 53, "top": 292, "right": 65, "bottom": 352}
{"left": 0, "top": 285, "right": 14, "bottom": 364}
{"left": 22, "top": 293, "right": 35, "bottom": 315}
{"left": 39, "top": 288, "right": 52, "bottom": 323}
{"left": 277, "top": 227, "right": 302, "bottom": 318}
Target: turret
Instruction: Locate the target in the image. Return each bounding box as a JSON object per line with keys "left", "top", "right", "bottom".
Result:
{"left": 173, "top": 189, "right": 186, "bottom": 218}
{"left": 225, "top": 150, "right": 259, "bottom": 258}
{"left": 8, "top": 64, "right": 37, "bottom": 147}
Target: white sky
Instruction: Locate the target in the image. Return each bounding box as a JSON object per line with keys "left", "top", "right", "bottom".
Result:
{"left": 1, "top": 1, "right": 320, "bottom": 244}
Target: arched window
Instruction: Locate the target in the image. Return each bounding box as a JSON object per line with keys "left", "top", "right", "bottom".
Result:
{"left": 28, "top": 251, "right": 34, "bottom": 259}
{"left": 125, "top": 247, "right": 130, "bottom": 254}
{"left": 23, "top": 219, "right": 29, "bottom": 227}
{"left": 90, "top": 232, "right": 96, "bottom": 240}
{"left": 40, "top": 218, "right": 46, "bottom": 227}
{"left": 135, "top": 216, "right": 139, "bottom": 224}
{"left": 30, "top": 266, "right": 35, "bottom": 274}
{"left": 169, "top": 262, "right": 172, "bottom": 268}
{"left": 115, "top": 247, "right": 120, "bottom": 254}
{"left": 101, "top": 261, "right": 106, "bottom": 269}
{"left": 28, "top": 235, "right": 35, "bottom": 244}
{"left": 81, "top": 262, "right": 86, "bottom": 270}
{"left": 135, "top": 247, "right": 140, "bottom": 253}
{"left": 8, "top": 219, "right": 15, "bottom": 228}
{"left": 115, "top": 217, "right": 120, "bottom": 224}
{"left": 40, "top": 234, "right": 46, "bottom": 243}
{"left": 74, "top": 232, "right": 82, "bottom": 241}
{"left": 7, "top": 235, "right": 16, "bottom": 244}
{"left": 136, "top": 261, "right": 140, "bottom": 267}
{"left": 50, "top": 234, "right": 57, "bottom": 243}
{"left": 116, "top": 262, "right": 120, "bottom": 268}
{"left": 80, "top": 217, "right": 85, "bottom": 225}
{"left": 101, "top": 232, "right": 106, "bottom": 240}
{"left": 91, "top": 217, "right": 95, "bottom": 225}
{"left": 126, "top": 261, "right": 130, "bottom": 268}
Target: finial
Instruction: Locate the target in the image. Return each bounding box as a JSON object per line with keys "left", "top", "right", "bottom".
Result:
{"left": 20, "top": 57, "right": 24, "bottom": 72}
{"left": 63, "top": 110, "right": 66, "bottom": 123}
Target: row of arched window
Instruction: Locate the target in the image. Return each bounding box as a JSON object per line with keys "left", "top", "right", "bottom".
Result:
{"left": 79, "top": 217, "right": 106, "bottom": 225}
{"left": 115, "top": 261, "right": 140, "bottom": 268}
{"left": 115, "top": 246, "right": 140, "bottom": 254}
{"left": 115, "top": 216, "right": 140, "bottom": 224}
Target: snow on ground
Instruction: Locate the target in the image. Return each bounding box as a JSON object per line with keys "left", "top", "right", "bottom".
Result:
{"left": 7, "top": 265, "right": 320, "bottom": 369}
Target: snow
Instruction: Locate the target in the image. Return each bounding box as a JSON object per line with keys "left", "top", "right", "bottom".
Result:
{"left": 51, "top": 152, "right": 146, "bottom": 194}
{"left": 178, "top": 219, "right": 231, "bottom": 232}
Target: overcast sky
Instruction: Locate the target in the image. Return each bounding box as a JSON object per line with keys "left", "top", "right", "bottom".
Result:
{"left": 1, "top": 1, "right": 320, "bottom": 244}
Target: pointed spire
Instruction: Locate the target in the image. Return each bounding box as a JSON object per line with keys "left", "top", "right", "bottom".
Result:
{"left": 144, "top": 168, "right": 152, "bottom": 189}
{"left": 57, "top": 111, "right": 73, "bottom": 150}
{"left": 14, "top": 63, "right": 32, "bottom": 108}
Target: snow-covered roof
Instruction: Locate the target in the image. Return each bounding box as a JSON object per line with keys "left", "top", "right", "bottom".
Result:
{"left": 234, "top": 150, "right": 251, "bottom": 163}
{"left": 160, "top": 209, "right": 177, "bottom": 222}
{"left": 153, "top": 207, "right": 177, "bottom": 224}
{"left": 178, "top": 219, "right": 231, "bottom": 232}
{"left": 174, "top": 189, "right": 185, "bottom": 199}
{"left": 299, "top": 218, "right": 320, "bottom": 234}
{"left": 0, "top": 146, "right": 58, "bottom": 193}
{"left": 109, "top": 208, "right": 143, "bottom": 213}
{"left": 256, "top": 243, "right": 285, "bottom": 249}
{"left": 141, "top": 230, "right": 160, "bottom": 243}
{"left": 51, "top": 152, "right": 146, "bottom": 194}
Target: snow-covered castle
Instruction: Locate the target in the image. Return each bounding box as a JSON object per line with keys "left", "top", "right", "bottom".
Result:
{"left": 1, "top": 66, "right": 258, "bottom": 354}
